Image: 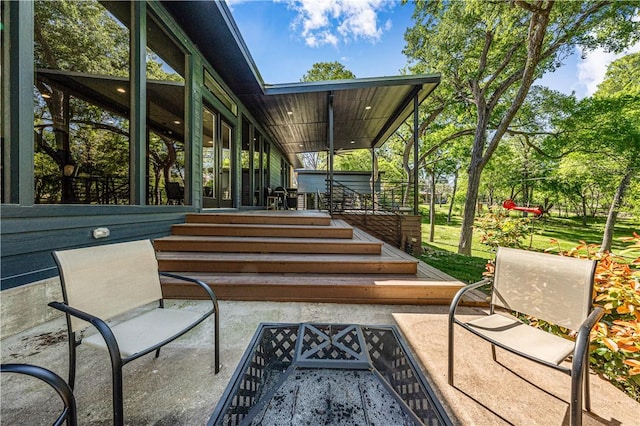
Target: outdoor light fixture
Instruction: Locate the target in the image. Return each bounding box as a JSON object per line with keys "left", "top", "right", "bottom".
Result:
{"left": 92, "top": 227, "right": 110, "bottom": 239}
{"left": 116, "top": 87, "right": 126, "bottom": 93}
{"left": 287, "top": 111, "right": 293, "bottom": 115}
{"left": 63, "top": 164, "right": 75, "bottom": 177}
{"left": 173, "top": 120, "right": 181, "bottom": 125}
{"left": 350, "top": 140, "right": 355, "bottom": 144}
{"left": 365, "top": 105, "right": 372, "bottom": 110}
{"left": 41, "top": 93, "right": 51, "bottom": 99}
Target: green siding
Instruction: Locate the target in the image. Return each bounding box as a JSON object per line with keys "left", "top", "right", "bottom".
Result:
{"left": 1, "top": 205, "right": 195, "bottom": 289}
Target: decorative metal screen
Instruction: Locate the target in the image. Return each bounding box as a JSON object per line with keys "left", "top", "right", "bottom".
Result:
{"left": 209, "top": 323, "right": 451, "bottom": 426}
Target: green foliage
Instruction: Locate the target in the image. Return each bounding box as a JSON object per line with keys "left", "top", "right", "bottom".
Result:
{"left": 475, "top": 210, "right": 532, "bottom": 251}
{"left": 546, "top": 237, "right": 640, "bottom": 400}
{"left": 404, "top": 0, "right": 639, "bottom": 255}
{"left": 596, "top": 52, "right": 640, "bottom": 96}
{"left": 333, "top": 149, "right": 371, "bottom": 171}
{"left": 300, "top": 61, "right": 356, "bottom": 82}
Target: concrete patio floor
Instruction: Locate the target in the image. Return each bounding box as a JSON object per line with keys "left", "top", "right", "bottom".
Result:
{"left": 1, "top": 300, "right": 638, "bottom": 425}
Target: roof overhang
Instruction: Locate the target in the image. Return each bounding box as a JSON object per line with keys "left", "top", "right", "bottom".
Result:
{"left": 162, "top": 1, "right": 441, "bottom": 165}
{"left": 245, "top": 75, "right": 440, "bottom": 155}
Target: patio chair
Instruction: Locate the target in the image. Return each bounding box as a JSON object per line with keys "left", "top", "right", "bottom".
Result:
{"left": 1, "top": 363, "right": 77, "bottom": 426}
{"left": 49, "top": 239, "right": 220, "bottom": 426}
{"left": 448, "top": 247, "right": 602, "bottom": 426}
{"left": 165, "top": 181, "right": 184, "bottom": 204}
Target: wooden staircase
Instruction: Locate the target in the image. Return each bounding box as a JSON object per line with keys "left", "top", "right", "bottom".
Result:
{"left": 155, "top": 211, "right": 463, "bottom": 304}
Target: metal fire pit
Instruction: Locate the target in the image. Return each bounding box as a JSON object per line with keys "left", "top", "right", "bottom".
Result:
{"left": 208, "top": 323, "right": 451, "bottom": 426}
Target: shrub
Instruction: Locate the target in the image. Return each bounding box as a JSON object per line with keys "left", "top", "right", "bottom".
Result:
{"left": 479, "top": 210, "right": 640, "bottom": 399}
{"left": 546, "top": 235, "right": 640, "bottom": 400}
{"left": 475, "top": 210, "right": 531, "bottom": 250}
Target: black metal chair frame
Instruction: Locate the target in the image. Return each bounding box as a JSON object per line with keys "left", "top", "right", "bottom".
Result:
{"left": 165, "top": 181, "right": 184, "bottom": 205}
{"left": 49, "top": 242, "right": 220, "bottom": 426}
{"left": 1, "top": 363, "right": 78, "bottom": 426}
{"left": 448, "top": 248, "right": 603, "bottom": 426}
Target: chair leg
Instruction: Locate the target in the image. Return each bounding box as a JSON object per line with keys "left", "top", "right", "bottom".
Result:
{"left": 491, "top": 344, "right": 497, "bottom": 362}
{"left": 447, "top": 319, "right": 455, "bottom": 385}
{"left": 68, "top": 334, "right": 77, "bottom": 390}
{"left": 570, "top": 359, "right": 585, "bottom": 426}
{"left": 214, "top": 307, "right": 220, "bottom": 374}
{"left": 155, "top": 348, "right": 161, "bottom": 359}
{"left": 584, "top": 353, "right": 591, "bottom": 412}
{"left": 110, "top": 358, "right": 125, "bottom": 426}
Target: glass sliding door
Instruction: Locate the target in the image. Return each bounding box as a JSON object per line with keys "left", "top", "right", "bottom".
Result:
{"left": 220, "top": 121, "right": 232, "bottom": 206}
{"left": 202, "top": 106, "right": 217, "bottom": 207}
{"left": 202, "top": 104, "right": 233, "bottom": 208}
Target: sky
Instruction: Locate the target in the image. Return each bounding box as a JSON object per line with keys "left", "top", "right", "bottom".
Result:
{"left": 227, "top": 0, "right": 639, "bottom": 99}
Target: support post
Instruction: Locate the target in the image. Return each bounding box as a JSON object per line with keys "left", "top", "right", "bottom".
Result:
{"left": 328, "top": 92, "right": 334, "bottom": 215}
{"left": 413, "top": 93, "right": 419, "bottom": 215}
{"left": 130, "top": 1, "right": 146, "bottom": 205}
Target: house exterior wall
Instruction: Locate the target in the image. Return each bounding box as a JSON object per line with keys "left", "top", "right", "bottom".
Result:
{"left": 0, "top": 1, "right": 292, "bottom": 291}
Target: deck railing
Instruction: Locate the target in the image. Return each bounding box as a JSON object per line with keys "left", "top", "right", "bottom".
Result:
{"left": 317, "top": 181, "right": 408, "bottom": 249}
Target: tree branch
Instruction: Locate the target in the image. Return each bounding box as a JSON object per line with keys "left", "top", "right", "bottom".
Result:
{"left": 417, "top": 129, "right": 475, "bottom": 164}
{"left": 477, "top": 30, "right": 494, "bottom": 81}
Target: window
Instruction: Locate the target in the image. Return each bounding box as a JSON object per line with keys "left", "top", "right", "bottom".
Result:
{"left": 33, "top": 0, "right": 131, "bottom": 204}
{"left": 146, "top": 12, "right": 186, "bottom": 205}
{"left": 204, "top": 69, "right": 237, "bottom": 116}
{"left": 1, "top": 1, "right": 9, "bottom": 203}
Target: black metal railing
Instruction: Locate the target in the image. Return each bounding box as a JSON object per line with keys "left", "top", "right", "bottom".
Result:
{"left": 317, "top": 181, "right": 409, "bottom": 249}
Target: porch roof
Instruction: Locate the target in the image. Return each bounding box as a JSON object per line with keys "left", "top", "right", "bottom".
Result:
{"left": 162, "top": 1, "right": 441, "bottom": 165}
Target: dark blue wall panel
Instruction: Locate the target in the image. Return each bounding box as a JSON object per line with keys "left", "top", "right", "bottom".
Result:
{"left": 1, "top": 205, "right": 195, "bottom": 290}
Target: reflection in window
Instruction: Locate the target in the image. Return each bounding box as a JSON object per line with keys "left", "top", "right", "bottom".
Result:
{"left": 253, "top": 133, "right": 261, "bottom": 205}
{"left": 33, "top": 0, "right": 130, "bottom": 204}
{"left": 241, "top": 117, "right": 251, "bottom": 205}
{"left": 1, "top": 1, "right": 9, "bottom": 203}
{"left": 221, "top": 122, "right": 232, "bottom": 201}
{"left": 204, "top": 69, "right": 237, "bottom": 115}
{"left": 202, "top": 107, "right": 217, "bottom": 200}
{"left": 146, "top": 12, "right": 186, "bottom": 205}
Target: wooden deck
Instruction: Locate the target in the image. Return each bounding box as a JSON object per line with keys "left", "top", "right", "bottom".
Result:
{"left": 156, "top": 211, "right": 464, "bottom": 305}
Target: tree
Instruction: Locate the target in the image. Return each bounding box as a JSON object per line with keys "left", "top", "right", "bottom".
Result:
{"left": 300, "top": 62, "right": 356, "bottom": 170}
{"left": 301, "top": 61, "right": 356, "bottom": 82}
{"left": 404, "top": 1, "right": 639, "bottom": 255}
{"left": 595, "top": 53, "right": 640, "bottom": 251}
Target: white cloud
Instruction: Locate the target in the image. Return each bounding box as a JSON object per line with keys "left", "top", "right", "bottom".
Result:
{"left": 577, "top": 41, "right": 640, "bottom": 96}
{"left": 286, "top": 0, "right": 392, "bottom": 47}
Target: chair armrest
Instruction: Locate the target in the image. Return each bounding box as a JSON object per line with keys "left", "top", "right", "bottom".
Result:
{"left": 48, "top": 301, "right": 121, "bottom": 360}
{"left": 1, "top": 363, "right": 77, "bottom": 426}
{"left": 158, "top": 272, "right": 218, "bottom": 307}
{"left": 158, "top": 272, "right": 221, "bottom": 374}
{"left": 572, "top": 306, "right": 605, "bottom": 374}
{"left": 448, "top": 279, "right": 492, "bottom": 319}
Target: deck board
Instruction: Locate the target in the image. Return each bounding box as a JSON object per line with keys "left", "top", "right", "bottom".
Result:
{"left": 158, "top": 211, "right": 464, "bottom": 304}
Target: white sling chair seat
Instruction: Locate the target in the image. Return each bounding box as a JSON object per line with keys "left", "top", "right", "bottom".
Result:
{"left": 49, "top": 239, "right": 220, "bottom": 426}
{"left": 82, "top": 308, "right": 205, "bottom": 357}
{"left": 465, "top": 313, "right": 576, "bottom": 365}
{"left": 448, "top": 247, "right": 603, "bottom": 426}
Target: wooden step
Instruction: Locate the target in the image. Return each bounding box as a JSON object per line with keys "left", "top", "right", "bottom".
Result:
{"left": 154, "top": 235, "right": 382, "bottom": 255}
{"left": 170, "top": 223, "right": 353, "bottom": 239}
{"left": 160, "top": 273, "right": 463, "bottom": 305}
{"left": 156, "top": 252, "right": 418, "bottom": 274}
{"left": 186, "top": 212, "right": 331, "bottom": 226}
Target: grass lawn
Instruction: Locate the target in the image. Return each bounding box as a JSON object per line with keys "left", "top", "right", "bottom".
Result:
{"left": 419, "top": 205, "right": 640, "bottom": 284}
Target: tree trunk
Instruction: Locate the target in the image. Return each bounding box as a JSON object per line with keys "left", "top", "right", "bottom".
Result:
{"left": 447, "top": 169, "right": 458, "bottom": 224}
{"left": 429, "top": 170, "right": 436, "bottom": 242}
{"left": 458, "top": 160, "right": 483, "bottom": 255}
{"left": 601, "top": 164, "right": 635, "bottom": 252}
{"left": 581, "top": 194, "right": 588, "bottom": 226}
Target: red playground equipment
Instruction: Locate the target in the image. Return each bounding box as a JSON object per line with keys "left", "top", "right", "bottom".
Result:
{"left": 502, "top": 199, "right": 543, "bottom": 216}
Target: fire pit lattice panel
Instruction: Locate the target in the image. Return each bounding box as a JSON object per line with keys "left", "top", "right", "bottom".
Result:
{"left": 209, "top": 323, "right": 451, "bottom": 426}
